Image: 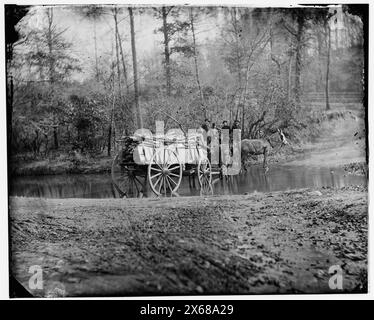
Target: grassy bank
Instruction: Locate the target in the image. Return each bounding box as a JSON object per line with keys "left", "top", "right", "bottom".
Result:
{"left": 10, "top": 186, "right": 367, "bottom": 296}
{"left": 10, "top": 153, "right": 113, "bottom": 176}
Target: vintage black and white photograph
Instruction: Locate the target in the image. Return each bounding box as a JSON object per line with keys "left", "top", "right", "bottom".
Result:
{"left": 5, "top": 2, "right": 368, "bottom": 298}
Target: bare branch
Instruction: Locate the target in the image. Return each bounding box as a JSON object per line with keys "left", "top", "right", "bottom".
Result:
{"left": 283, "top": 23, "right": 298, "bottom": 37}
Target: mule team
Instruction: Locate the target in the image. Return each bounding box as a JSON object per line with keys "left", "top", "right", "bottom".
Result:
{"left": 200, "top": 118, "right": 288, "bottom": 173}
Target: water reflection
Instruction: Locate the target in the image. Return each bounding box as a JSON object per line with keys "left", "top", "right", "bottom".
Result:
{"left": 214, "top": 165, "right": 365, "bottom": 195}
{"left": 10, "top": 164, "right": 366, "bottom": 199}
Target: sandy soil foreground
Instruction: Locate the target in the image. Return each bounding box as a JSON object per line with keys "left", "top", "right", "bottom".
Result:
{"left": 10, "top": 186, "right": 367, "bottom": 297}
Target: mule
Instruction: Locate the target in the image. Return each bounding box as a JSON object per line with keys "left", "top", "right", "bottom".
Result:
{"left": 241, "top": 129, "right": 288, "bottom": 173}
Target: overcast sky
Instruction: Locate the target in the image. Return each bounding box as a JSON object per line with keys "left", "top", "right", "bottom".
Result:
{"left": 14, "top": 5, "right": 349, "bottom": 83}
{"left": 16, "top": 5, "right": 222, "bottom": 81}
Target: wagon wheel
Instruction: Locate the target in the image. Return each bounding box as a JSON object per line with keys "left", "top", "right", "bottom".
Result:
{"left": 111, "top": 153, "right": 145, "bottom": 198}
{"left": 197, "top": 157, "right": 213, "bottom": 195}
{"left": 148, "top": 148, "right": 182, "bottom": 196}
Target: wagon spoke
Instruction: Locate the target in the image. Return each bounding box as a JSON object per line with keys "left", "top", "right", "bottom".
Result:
{"left": 168, "top": 172, "right": 180, "bottom": 177}
{"left": 148, "top": 148, "right": 182, "bottom": 197}
{"left": 153, "top": 174, "right": 162, "bottom": 185}
{"left": 197, "top": 157, "right": 212, "bottom": 195}
{"left": 133, "top": 176, "right": 143, "bottom": 190}
{"left": 168, "top": 164, "right": 180, "bottom": 171}
{"left": 158, "top": 177, "right": 164, "bottom": 193}
{"left": 150, "top": 172, "right": 162, "bottom": 179}
{"left": 157, "top": 177, "right": 163, "bottom": 193}
{"left": 112, "top": 154, "right": 142, "bottom": 198}
{"left": 153, "top": 174, "right": 163, "bottom": 190}
{"left": 163, "top": 176, "right": 168, "bottom": 196}
{"left": 167, "top": 175, "right": 177, "bottom": 186}
{"left": 163, "top": 177, "right": 167, "bottom": 196}
{"left": 133, "top": 178, "right": 140, "bottom": 193}
{"left": 166, "top": 176, "right": 173, "bottom": 193}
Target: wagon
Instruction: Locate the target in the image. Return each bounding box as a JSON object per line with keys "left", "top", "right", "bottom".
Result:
{"left": 111, "top": 130, "right": 213, "bottom": 197}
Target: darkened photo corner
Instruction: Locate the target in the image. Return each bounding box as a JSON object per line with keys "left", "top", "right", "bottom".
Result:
{"left": 6, "top": 3, "right": 368, "bottom": 298}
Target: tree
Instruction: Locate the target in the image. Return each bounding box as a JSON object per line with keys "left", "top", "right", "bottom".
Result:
{"left": 153, "top": 6, "right": 192, "bottom": 96}
{"left": 129, "top": 7, "right": 143, "bottom": 128}
{"left": 112, "top": 7, "right": 122, "bottom": 95}
{"left": 154, "top": 6, "right": 174, "bottom": 96}
{"left": 77, "top": 5, "right": 106, "bottom": 81}
{"left": 8, "top": 5, "right": 366, "bottom": 161}
{"left": 221, "top": 8, "right": 271, "bottom": 128}
{"left": 221, "top": 7, "right": 244, "bottom": 89}
{"left": 281, "top": 9, "right": 306, "bottom": 105}
{"left": 17, "top": 7, "right": 80, "bottom": 83}
{"left": 294, "top": 13, "right": 304, "bottom": 105}
{"left": 324, "top": 14, "right": 332, "bottom": 111}
{"left": 115, "top": 14, "right": 129, "bottom": 91}
{"left": 5, "top": 5, "right": 29, "bottom": 150}
{"left": 189, "top": 8, "right": 205, "bottom": 110}
{"left": 281, "top": 7, "right": 336, "bottom": 105}
{"left": 13, "top": 7, "right": 80, "bottom": 150}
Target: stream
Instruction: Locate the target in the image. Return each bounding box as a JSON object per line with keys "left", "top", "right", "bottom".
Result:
{"left": 10, "top": 163, "right": 366, "bottom": 198}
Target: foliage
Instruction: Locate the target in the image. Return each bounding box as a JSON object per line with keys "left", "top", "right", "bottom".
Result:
{"left": 8, "top": 5, "right": 365, "bottom": 160}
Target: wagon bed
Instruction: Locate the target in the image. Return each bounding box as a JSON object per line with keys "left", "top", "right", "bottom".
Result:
{"left": 111, "top": 132, "right": 213, "bottom": 197}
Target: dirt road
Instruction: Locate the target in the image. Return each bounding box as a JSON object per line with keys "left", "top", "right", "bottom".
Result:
{"left": 10, "top": 185, "right": 367, "bottom": 297}
{"left": 287, "top": 112, "right": 366, "bottom": 167}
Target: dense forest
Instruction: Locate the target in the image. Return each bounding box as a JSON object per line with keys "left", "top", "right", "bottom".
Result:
{"left": 6, "top": 5, "right": 365, "bottom": 160}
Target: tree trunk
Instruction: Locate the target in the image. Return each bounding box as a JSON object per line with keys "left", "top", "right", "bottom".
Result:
{"left": 236, "top": 37, "right": 266, "bottom": 126}
{"left": 108, "top": 44, "right": 117, "bottom": 157}
{"left": 235, "top": 56, "right": 251, "bottom": 124}
{"left": 46, "top": 8, "right": 55, "bottom": 84}
{"left": 129, "top": 7, "right": 143, "bottom": 128}
{"left": 53, "top": 127, "right": 59, "bottom": 149}
{"left": 228, "top": 93, "right": 232, "bottom": 124}
{"left": 107, "top": 124, "right": 112, "bottom": 157}
{"left": 287, "top": 51, "right": 294, "bottom": 101}
{"left": 113, "top": 8, "right": 122, "bottom": 96}
{"left": 294, "top": 14, "right": 304, "bottom": 106}
{"left": 108, "top": 93, "right": 116, "bottom": 157}
{"left": 233, "top": 7, "right": 246, "bottom": 123}
{"left": 316, "top": 26, "right": 324, "bottom": 91}
{"left": 325, "top": 20, "right": 331, "bottom": 111}
{"left": 190, "top": 8, "right": 204, "bottom": 110}
{"left": 162, "top": 6, "right": 171, "bottom": 96}
{"left": 231, "top": 8, "right": 242, "bottom": 87}
{"left": 270, "top": 19, "right": 281, "bottom": 75}
{"left": 94, "top": 20, "right": 99, "bottom": 81}
{"left": 7, "top": 73, "right": 14, "bottom": 148}
{"left": 117, "top": 28, "right": 128, "bottom": 91}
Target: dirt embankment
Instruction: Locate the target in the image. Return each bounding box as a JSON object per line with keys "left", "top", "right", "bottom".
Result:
{"left": 10, "top": 186, "right": 367, "bottom": 297}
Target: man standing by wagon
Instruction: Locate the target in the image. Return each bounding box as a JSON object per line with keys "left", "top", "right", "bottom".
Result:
{"left": 232, "top": 119, "right": 241, "bottom": 131}
{"left": 201, "top": 118, "right": 211, "bottom": 132}
{"left": 221, "top": 120, "right": 230, "bottom": 131}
